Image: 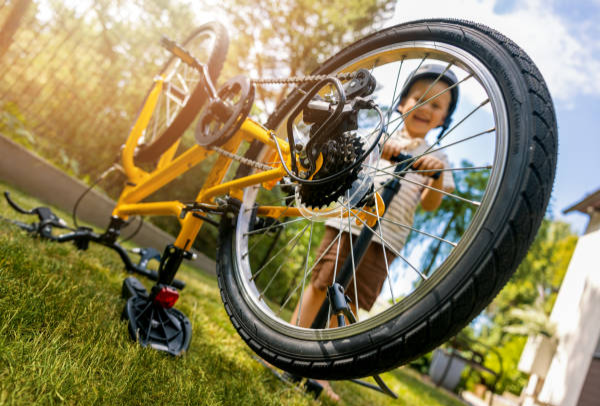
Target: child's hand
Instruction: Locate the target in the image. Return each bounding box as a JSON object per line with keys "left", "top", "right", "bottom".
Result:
{"left": 381, "top": 140, "right": 404, "bottom": 161}
{"left": 415, "top": 155, "right": 447, "bottom": 211}
{"left": 412, "top": 155, "right": 444, "bottom": 176}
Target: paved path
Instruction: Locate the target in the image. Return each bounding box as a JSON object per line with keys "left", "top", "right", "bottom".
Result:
{"left": 0, "top": 134, "right": 216, "bottom": 274}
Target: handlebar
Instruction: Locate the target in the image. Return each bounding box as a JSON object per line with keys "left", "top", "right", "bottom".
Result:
{"left": 3, "top": 191, "right": 186, "bottom": 290}
{"left": 389, "top": 153, "right": 441, "bottom": 180}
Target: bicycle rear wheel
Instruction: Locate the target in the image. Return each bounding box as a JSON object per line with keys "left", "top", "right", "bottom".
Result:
{"left": 218, "top": 19, "right": 557, "bottom": 379}
{"left": 134, "top": 22, "right": 229, "bottom": 163}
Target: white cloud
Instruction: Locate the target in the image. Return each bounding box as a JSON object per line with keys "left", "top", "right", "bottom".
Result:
{"left": 388, "top": 0, "right": 600, "bottom": 106}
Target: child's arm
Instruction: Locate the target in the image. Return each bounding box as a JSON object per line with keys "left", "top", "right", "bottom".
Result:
{"left": 381, "top": 142, "right": 454, "bottom": 211}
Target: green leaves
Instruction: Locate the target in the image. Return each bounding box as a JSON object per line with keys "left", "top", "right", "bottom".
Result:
{"left": 503, "top": 305, "right": 557, "bottom": 338}
{"left": 0, "top": 102, "right": 35, "bottom": 148}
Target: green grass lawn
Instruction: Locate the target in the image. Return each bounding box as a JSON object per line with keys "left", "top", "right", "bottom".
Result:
{"left": 0, "top": 182, "right": 467, "bottom": 406}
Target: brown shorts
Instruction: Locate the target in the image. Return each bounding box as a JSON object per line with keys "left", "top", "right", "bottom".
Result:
{"left": 310, "top": 226, "right": 396, "bottom": 311}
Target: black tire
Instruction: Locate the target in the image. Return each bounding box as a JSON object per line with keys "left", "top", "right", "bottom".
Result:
{"left": 217, "top": 19, "right": 557, "bottom": 380}
{"left": 134, "top": 22, "right": 229, "bottom": 163}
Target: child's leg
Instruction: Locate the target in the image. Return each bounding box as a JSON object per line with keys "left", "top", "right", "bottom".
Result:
{"left": 290, "top": 283, "right": 326, "bottom": 327}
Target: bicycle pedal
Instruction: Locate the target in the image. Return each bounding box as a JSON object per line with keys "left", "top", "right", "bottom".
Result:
{"left": 121, "top": 276, "right": 149, "bottom": 299}
{"left": 130, "top": 247, "right": 162, "bottom": 269}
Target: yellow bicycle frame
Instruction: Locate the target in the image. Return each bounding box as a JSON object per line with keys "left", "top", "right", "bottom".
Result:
{"left": 111, "top": 76, "right": 382, "bottom": 252}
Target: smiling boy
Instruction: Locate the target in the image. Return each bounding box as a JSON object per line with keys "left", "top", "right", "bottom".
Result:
{"left": 291, "top": 64, "right": 458, "bottom": 402}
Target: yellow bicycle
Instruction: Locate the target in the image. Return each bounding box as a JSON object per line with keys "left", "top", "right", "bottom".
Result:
{"left": 6, "top": 19, "right": 557, "bottom": 381}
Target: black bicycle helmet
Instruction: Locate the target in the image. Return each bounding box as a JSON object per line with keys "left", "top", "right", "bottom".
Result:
{"left": 396, "top": 64, "right": 460, "bottom": 133}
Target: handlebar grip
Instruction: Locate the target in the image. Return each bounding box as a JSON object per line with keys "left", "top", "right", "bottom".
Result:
{"left": 389, "top": 154, "right": 442, "bottom": 179}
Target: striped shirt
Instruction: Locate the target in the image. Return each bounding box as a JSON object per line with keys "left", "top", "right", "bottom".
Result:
{"left": 325, "top": 129, "right": 455, "bottom": 252}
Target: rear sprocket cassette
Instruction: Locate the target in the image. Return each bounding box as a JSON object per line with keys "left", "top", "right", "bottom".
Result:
{"left": 298, "top": 132, "right": 365, "bottom": 208}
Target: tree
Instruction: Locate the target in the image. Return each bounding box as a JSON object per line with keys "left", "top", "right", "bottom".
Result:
{"left": 0, "top": 0, "right": 33, "bottom": 60}
{"left": 217, "top": 0, "right": 395, "bottom": 113}
{"left": 1, "top": 0, "right": 396, "bottom": 259}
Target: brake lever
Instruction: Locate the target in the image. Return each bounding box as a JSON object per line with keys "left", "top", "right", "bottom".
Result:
{"left": 4, "top": 191, "right": 35, "bottom": 214}
{"left": 4, "top": 191, "right": 69, "bottom": 231}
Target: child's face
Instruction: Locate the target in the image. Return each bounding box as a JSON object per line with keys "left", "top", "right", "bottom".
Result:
{"left": 397, "top": 79, "right": 452, "bottom": 138}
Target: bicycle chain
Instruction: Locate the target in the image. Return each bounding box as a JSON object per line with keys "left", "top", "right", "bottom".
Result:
{"left": 210, "top": 74, "right": 359, "bottom": 170}
{"left": 162, "top": 36, "right": 357, "bottom": 170}
{"left": 162, "top": 35, "right": 357, "bottom": 86}
{"left": 251, "top": 73, "right": 357, "bottom": 85}
{"left": 209, "top": 145, "right": 274, "bottom": 172}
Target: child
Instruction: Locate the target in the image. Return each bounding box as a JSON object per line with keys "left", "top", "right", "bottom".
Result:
{"left": 290, "top": 64, "right": 458, "bottom": 401}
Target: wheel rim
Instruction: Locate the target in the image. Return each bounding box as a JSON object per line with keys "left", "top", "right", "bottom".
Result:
{"left": 232, "top": 40, "right": 509, "bottom": 340}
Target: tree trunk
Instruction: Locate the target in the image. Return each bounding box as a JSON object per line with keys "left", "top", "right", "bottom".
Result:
{"left": 0, "top": 0, "right": 32, "bottom": 61}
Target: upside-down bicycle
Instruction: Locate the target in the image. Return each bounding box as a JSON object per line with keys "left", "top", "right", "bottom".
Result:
{"left": 4, "top": 19, "right": 557, "bottom": 388}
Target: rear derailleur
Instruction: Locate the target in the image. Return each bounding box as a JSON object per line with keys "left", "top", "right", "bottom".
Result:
{"left": 286, "top": 69, "right": 381, "bottom": 209}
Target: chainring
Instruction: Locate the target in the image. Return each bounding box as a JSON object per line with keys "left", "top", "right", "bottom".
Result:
{"left": 298, "top": 131, "right": 365, "bottom": 208}
{"left": 195, "top": 75, "right": 254, "bottom": 147}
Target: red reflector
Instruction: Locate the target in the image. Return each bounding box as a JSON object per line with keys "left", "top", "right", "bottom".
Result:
{"left": 153, "top": 286, "right": 179, "bottom": 308}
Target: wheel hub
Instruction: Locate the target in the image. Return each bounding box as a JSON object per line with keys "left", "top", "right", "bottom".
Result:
{"left": 298, "top": 131, "right": 365, "bottom": 208}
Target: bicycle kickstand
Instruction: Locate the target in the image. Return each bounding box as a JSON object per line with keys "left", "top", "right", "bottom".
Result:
{"left": 327, "top": 283, "right": 398, "bottom": 399}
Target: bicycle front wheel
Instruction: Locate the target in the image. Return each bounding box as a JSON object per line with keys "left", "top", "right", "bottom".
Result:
{"left": 218, "top": 19, "right": 557, "bottom": 380}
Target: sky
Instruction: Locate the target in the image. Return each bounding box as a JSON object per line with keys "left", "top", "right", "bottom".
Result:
{"left": 387, "top": 0, "right": 600, "bottom": 235}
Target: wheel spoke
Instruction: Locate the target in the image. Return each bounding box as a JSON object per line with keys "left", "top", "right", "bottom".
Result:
{"left": 367, "top": 164, "right": 493, "bottom": 182}
{"left": 371, "top": 187, "right": 396, "bottom": 304}
{"left": 344, "top": 193, "right": 360, "bottom": 322}
{"left": 386, "top": 73, "right": 474, "bottom": 134}
{"left": 349, "top": 210, "right": 428, "bottom": 281}
{"left": 380, "top": 55, "right": 428, "bottom": 147}
{"left": 243, "top": 217, "right": 305, "bottom": 236}
{"left": 258, "top": 227, "right": 306, "bottom": 300}
{"left": 250, "top": 223, "right": 309, "bottom": 281}
{"left": 326, "top": 210, "right": 345, "bottom": 328}
{"left": 370, "top": 58, "right": 379, "bottom": 74}
{"left": 383, "top": 217, "right": 457, "bottom": 247}
{"left": 278, "top": 229, "right": 343, "bottom": 315}
{"left": 246, "top": 198, "right": 294, "bottom": 253}
{"left": 387, "top": 56, "right": 405, "bottom": 120}
{"left": 371, "top": 127, "right": 495, "bottom": 177}
{"left": 364, "top": 164, "right": 481, "bottom": 207}
{"left": 400, "top": 165, "right": 492, "bottom": 175}
{"left": 296, "top": 221, "right": 315, "bottom": 326}
{"left": 349, "top": 203, "right": 457, "bottom": 248}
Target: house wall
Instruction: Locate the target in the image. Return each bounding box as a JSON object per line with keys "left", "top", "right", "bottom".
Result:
{"left": 586, "top": 210, "right": 600, "bottom": 234}
{"left": 536, "top": 223, "right": 600, "bottom": 406}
